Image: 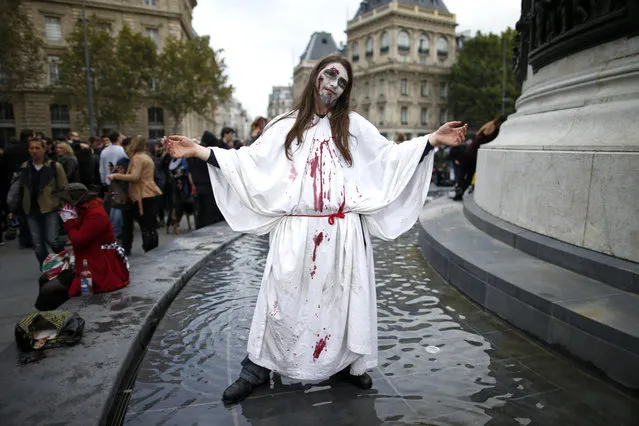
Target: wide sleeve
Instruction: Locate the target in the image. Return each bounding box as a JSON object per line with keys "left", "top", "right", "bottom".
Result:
{"left": 348, "top": 113, "right": 434, "bottom": 240}
{"left": 207, "top": 114, "right": 296, "bottom": 235}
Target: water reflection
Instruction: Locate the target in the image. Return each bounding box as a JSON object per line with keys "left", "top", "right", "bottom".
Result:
{"left": 125, "top": 228, "right": 639, "bottom": 426}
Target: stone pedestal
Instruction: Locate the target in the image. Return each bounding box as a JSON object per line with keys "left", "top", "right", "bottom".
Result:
{"left": 475, "top": 31, "right": 639, "bottom": 263}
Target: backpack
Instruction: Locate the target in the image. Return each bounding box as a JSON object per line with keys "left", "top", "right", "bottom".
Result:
{"left": 6, "top": 171, "right": 23, "bottom": 212}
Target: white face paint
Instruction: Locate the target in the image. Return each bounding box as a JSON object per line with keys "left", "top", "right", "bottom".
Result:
{"left": 316, "top": 62, "right": 349, "bottom": 108}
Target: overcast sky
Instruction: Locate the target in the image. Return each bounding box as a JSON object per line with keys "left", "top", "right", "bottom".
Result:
{"left": 192, "top": 0, "right": 521, "bottom": 119}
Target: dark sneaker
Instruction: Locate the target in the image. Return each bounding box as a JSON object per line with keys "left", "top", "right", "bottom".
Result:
{"left": 222, "top": 378, "right": 260, "bottom": 404}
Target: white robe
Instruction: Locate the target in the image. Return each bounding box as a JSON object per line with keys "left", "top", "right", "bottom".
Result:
{"left": 208, "top": 112, "right": 434, "bottom": 380}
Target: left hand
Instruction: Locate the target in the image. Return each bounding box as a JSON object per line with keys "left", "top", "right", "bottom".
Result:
{"left": 431, "top": 121, "right": 468, "bottom": 148}
{"left": 108, "top": 173, "right": 119, "bottom": 181}
{"left": 59, "top": 203, "right": 78, "bottom": 222}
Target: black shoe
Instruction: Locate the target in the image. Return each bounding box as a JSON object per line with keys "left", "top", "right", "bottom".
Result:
{"left": 222, "top": 378, "right": 261, "bottom": 404}
{"left": 452, "top": 194, "right": 463, "bottom": 201}
{"left": 341, "top": 369, "right": 373, "bottom": 390}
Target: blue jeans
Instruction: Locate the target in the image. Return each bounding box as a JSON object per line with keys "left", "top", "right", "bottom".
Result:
{"left": 28, "top": 211, "right": 64, "bottom": 267}
{"left": 109, "top": 207, "right": 123, "bottom": 239}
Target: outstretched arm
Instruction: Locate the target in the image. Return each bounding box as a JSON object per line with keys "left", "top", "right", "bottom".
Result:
{"left": 164, "top": 136, "right": 211, "bottom": 162}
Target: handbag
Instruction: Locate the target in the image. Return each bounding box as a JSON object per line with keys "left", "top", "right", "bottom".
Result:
{"left": 15, "top": 310, "right": 85, "bottom": 351}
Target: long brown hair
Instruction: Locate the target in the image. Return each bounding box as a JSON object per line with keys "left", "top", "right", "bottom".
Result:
{"left": 283, "top": 55, "right": 354, "bottom": 165}
{"left": 126, "top": 136, "right": 148, "bottom": 157}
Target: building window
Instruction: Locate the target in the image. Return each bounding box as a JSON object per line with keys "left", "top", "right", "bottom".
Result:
{"left": 398, "top": 30, "right": 410, "bottom": 51}
{"left": 380, "top": 31, "right": 389, "bottom": 53}
{"left": 418, "top": 34, "right": 429, "bottom": 54}
{"left": 420, "top": 80, "right": 428, "bottom": 97}
{"left": 45, "top": 16, "right": 62, "bottom": 41}
{"left": 98, "top": 22, "right": 112, "bottom": 34}
{"left": 379, "top": 106, "right": 385, "bottom": 126}
{"left": 50, "top": 104, "right": 70, "bottom": 140}
{"left": 365, "top": 37, "right": 373, "bottom": 57}
{"left": 352, "top": 42, "right": 359, "bottom": 62}
{"left": 148, "top": 107, "right": 164, "bottom": 139}
{"left": 0, "top": 102, "right": 15, "bottom": 148}
{"left": 400, "top": 79, "right": 408, "bottom": 96}
{"left": 421, "top": 108, "right": 428, "bottom": 125}
{"left": 439, "top": 108, "right": 447, "bottom": 125}
{"left": 437, "top": 37, "right": 449, "bottom": 61}
{"left": 144, "top": 0, "right": 157, "bottom": 6}
{"left": 379, "top": 79, "right": 384, "bottom": 96}
{"left": 440, "top": 82, "right": 447, "bottom": 99}
{"left": 48, "top": 56, "right": 60, "bottom": 85}
{"left": 146, "top": 28, "right": 159, "bottom": 47}
{"left": 401, "top": 107, "right": 408, "bottom": 125}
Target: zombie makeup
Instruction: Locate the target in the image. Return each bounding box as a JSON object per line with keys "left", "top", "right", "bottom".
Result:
{"left": 316, "top": 62, "right": 348, "bottom": 108}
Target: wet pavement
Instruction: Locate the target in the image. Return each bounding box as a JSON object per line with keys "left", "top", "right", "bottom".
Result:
{"left": 124, "top": 228, "right": 639, "bottom": 425}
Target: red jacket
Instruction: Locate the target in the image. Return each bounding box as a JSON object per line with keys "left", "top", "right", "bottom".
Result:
{"left": 63, "top": 199, "right": 130, "bottom": 297}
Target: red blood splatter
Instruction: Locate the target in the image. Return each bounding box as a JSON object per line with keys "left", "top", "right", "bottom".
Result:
{"left": 317, "top": 76, "right": 324, "bottom": 91}
{"left": 271, "top": 300, "right": 279, "bottom": 316}
{"left": 310, "top": 264, "right": 317, "bottom": 278}
{"left": 312, "top": 232, "right": 324, "bottom": 261}
{"left": 313, "top": 335, "right": 330, "bottom": 360}
{"left": 330, "top": 66, "right": 340, "bottom": 76}
{"left": 289, "top": 164, "right": 297, "bottom": 181}
{"left": 309, "top": 139, "right": 331, "bottom": 212}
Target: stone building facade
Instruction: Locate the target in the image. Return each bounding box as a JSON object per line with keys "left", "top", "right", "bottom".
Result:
{"left": 267, "top": 86, "right": 294, "bottom": 119}
{"left": 0, "top": 0, "right": 216, "bottom": 146}
{"left": 213, "top": 97, "right": 251, "bottom": 142}
{"left": 346, "top": 0, "right": 456, "bottom": 140}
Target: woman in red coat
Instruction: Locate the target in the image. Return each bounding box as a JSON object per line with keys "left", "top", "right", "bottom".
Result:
{"left": 59, "top": 183, "right": 129, "bottom": 297}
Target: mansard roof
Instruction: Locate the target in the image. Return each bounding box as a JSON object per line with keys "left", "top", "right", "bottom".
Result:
{"left": 299, "top": 32, "right": 340, "bottom": 62}
{"left": 354, "top": 0, "right": 449, "bottom": 18}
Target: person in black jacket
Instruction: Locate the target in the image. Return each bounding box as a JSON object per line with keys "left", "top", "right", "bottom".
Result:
{"left": 2, "top": 130, "right": 35, "bottom": 248}
{"left": 186, "top": 131, "right": 224, "bottom": 229}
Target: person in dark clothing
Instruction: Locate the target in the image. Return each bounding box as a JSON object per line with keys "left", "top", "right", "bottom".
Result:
{"left": 221, "top": 127, "right": 235, "bottom": 149}
{"left": 453, "top": 115, "right": 507, "bottom": 201}
{"left": 449, "top": 141, "right": 468, "bottom": 190}
{"left": 19, "top": 138, "right": 68, "bottom": 266}
{"left": 186, "top": 130, "right": 224, "bottom": 229}
{"left": 2, "top": 130, "right": 35, "bottom": 248}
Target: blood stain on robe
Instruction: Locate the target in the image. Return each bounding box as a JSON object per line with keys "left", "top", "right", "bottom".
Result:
{"left": 271, "top": 300, "right": 279, "bottom": 317}
{"left": 313, "top": 334, "right": 331, "bottom": 360}
{"left": 289, "top": 164, "right": 297, "bottom": 181}
{"left": 309, "top": 138, "right": 332, "bottom": 212}
{"left": 312, "top": 232, "right": 324, "bottom": 262}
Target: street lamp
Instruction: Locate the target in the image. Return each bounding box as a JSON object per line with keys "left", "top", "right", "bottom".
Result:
{"left": 80, "top": 0, "right": 95, "bottom": 137}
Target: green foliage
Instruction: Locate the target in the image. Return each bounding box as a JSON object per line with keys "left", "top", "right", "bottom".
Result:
{"left": 153, "top": 36, "right": 232, "bottom": 131}
{"left": 0, "top": 0, "right": 44, "bottom": 99}
{"left": 56, "top": 17, "right": 156, "bottom": 134}
{"left": 449, "top": 28, "right": 521, "bottom": 130}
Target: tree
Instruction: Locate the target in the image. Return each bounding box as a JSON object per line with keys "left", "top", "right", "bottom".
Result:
{"left": 153, "top": 36, "right": 232, "bottom": 132}
{"left": 0, "top": 0, "right": 44, "bottom": 100}
{"left": 56, "top": 18, "right": 156, "bottom": 134}
{"left": 449, "top": 28, "right": 522, "bottom": 130}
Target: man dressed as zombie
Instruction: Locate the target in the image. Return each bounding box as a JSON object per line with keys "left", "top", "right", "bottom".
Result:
{"left": 165, "top": 55, "right": 467, "bottom": 403}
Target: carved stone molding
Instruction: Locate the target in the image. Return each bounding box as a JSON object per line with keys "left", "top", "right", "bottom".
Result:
{"left": 514, "top": 0, "right": 639, "bottom": 82}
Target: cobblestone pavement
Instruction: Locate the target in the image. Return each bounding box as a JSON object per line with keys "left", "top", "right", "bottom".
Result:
{"left": 125, "top": 228, "right": 639, "bottom": 426}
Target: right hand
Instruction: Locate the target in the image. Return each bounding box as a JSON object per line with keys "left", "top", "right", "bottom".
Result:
{"left": 165, "top": 135, "right": 198, "bottom": 158}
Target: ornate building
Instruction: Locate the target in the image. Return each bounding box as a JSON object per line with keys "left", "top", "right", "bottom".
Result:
{"left": 293, "top": 32, "right": 341, "bottom": 102}
{"left": 267, "top": 86, "right": 294, "bottom": 119}
{"left": 0, "top": 0, "right": 216, "bottom": 146}
{"left": 346, "top": 0, "right": 457, "bottom": 140}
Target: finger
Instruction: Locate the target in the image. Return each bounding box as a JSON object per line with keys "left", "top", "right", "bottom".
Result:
{"left": 447, "top": 121, "right": 463, "bottom": 128}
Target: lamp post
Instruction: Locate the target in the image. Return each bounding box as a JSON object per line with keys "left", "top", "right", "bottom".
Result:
{"left": 80, "top": 0, "right": 95, "bottom": 137}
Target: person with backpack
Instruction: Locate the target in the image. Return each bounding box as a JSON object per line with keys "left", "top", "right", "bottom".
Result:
{"left": 17, "top": 137, "right": 68, "bottom": 266}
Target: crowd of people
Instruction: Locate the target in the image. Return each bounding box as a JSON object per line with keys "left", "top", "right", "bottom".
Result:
{"left": 0, "top": 116, "right": 269, "bottom": 311}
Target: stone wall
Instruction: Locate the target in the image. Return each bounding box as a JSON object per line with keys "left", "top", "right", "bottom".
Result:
{"left": 475, "top": 36, "right": 639, "bottom": 263}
